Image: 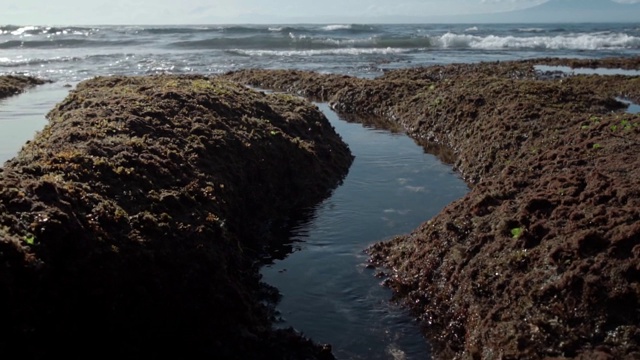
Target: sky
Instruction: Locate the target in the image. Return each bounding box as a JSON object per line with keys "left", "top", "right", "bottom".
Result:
{"left": 1, "top": 0, "right": 639, "bottom": 25}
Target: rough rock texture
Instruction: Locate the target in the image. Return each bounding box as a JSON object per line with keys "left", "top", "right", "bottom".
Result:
{"left": 0, "top": 74, "right": 49, "bottom": 99}
{"left": 223, "top": 57, "right": 640, "bottom": 359}
{"left": 0, "top": 74, "right": 352, "bottom": 359}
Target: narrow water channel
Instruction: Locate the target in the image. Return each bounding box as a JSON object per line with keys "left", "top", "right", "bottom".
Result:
{"left": 261, "top": 103, "right": 469, "bottom": 360}
{"left": 1, "top": 88, "right": 470, "bottom": 359}
{"left": 0, "top": 83, "right": 71, "bottom": 164}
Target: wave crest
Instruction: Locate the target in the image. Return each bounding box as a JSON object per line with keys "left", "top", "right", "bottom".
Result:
{"left": 437, "top": 32, "right": 640, "bottom": 50}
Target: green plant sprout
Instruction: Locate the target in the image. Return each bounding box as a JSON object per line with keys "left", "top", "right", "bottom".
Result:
{"left": 23, "top": 235, "right": 35, "bottom": 245}
{"left": 511, "top": 227, "right": 524, "bottom": 239}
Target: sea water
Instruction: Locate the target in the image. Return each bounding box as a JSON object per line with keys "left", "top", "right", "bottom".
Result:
{"left": 2, "top": 23, "right": 639, "bottom": 82}
{"left": 2, "top": 22, "right": 640, "bottom": 360}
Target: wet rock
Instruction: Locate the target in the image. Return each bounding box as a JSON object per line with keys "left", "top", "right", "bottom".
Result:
{"left": 0, "top": 74, "right": 352, "bottom": 359}
{"left": 0, "top": 74, "right": 49, "bottom": 99}
{"left": 224, "top": 57, "right": 640, "bottom": 359}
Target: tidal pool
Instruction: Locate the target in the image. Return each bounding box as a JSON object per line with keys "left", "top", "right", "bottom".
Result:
{"left": 0, "top": 88, "right": 469, "bottom": 359}
{"left": 261, "top": 103, "right": 468, "bottom": 360}
{"left": 0, "top": 83, "right": 70, "bottom": 165}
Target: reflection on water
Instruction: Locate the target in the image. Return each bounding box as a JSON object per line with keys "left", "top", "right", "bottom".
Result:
{"left": 616, "top": 97, "right": 640, "bottom": 114}
{"left": 0, "top": 83, "right": 71, "bottom": 165}
{"left": 416, "top": 140, "right": 457, "bottom": 165}
{"left": 335, "top": 110, "right": 405, "bottom": 134}
{"left": 261, "top": 103, "right": 468, "bottom": 360}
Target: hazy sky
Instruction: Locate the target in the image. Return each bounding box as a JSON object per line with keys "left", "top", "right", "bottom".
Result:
{"left": 2, "top": 0, "right": 639, "bottom": 25}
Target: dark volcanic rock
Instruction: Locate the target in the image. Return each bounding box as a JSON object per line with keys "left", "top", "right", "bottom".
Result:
{"left": 0, "top": 74, "right": 352, "bottom": 359}
{"left": 0, "top": 74, "right": 49, "bottom": 99}
{"left": 224, "top": 57, "right": 640, "bottom": 359}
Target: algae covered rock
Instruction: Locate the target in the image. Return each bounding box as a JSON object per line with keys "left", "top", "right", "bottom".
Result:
{"left": 225, "top": 58, "right": 640, "bottom": 359}
{"left": 0, "top": 74, "right": 352, "bottom": 359}
{"left": 0, "top": 74, "right": 49, "bottom": 99}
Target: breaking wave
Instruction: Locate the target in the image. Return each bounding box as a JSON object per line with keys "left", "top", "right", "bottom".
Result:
{"left": 437, "top": 32, "right": 640, "bottom": 50}
{"left": 2, "top": 24, "right": 637, "bottom": 52}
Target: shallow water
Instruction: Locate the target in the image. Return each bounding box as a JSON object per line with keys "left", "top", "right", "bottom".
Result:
{"left": 534, "top": 64, "right": 640, "bottom": 77}
{"left": 627, "top": 102, "right": 640, "bottom": 114}
{"left": 0, "top": 83, "right": 70, "bottom": 165}
{"left": 617, "top": 97, "right": 640, "bottom": 114}
{"left": 261, "top": 103, "right": 468, "bottom": 359}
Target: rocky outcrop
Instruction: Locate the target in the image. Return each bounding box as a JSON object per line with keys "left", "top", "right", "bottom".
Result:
{"left": 0, "top": 74, "right": 49, "bottom": 99}
{"left": 224, "top": 57, "right": 640, "bottom": 359}
{"left": 0, "top": 74, "right": 352, "bottom": 359}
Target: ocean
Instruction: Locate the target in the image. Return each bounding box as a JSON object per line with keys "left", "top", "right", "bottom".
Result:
{"left": 1, "top": 22, "right": 640, "bottom": 83}
{"left": 1, "top": 22, "right": 639, "bottom": 360}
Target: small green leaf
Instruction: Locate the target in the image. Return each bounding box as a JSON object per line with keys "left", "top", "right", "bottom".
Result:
{"left": 24, "top": 235, "right": 35, "bottom": 245}
{"left": 511, "top": 227, "right": 524, "bottom": 239}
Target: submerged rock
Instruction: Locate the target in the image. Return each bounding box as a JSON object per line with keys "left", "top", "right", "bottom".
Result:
{"left": 0, "top": 74, "right": 352, "bottom": 359}
{"left": 225, "top": 57, "right": 640, "bottom": 359}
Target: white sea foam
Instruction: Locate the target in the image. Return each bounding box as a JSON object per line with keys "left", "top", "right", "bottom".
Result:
{"left": 233, "top": 47, "right": 410, "bottom": 57}
{"left": 436, "top": 32, "right": 640, "bottom": 50}
{"left": 438, "top": 33, "right": 477, "bottom": 48}
{"left": 517, "top": 28, "right": 546, "bottom": 33}
{"left": 323, "top": 24, "right": 352, "bottom": 31}
{"left": 10, "top": 26, "right": 38, "bottom": 36}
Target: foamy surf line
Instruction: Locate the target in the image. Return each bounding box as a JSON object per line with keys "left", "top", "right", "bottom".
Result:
{"left": 165, "top": 33, "right": 639, "bottom": 52}
{"left": 438, "top": 32, "right": 640, "bottom": 50}
{"left": 228, "top": 48, "right": 411, "bottom": 57}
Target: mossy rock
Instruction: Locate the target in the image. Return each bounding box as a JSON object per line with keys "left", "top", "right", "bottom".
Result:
{"left": 0, "top": 74, "right": 352, "bottom": 359}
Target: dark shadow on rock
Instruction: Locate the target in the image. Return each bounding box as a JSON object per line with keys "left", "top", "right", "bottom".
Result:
{"left": 0, "top": 74, "right": 353, "bottom": 359}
